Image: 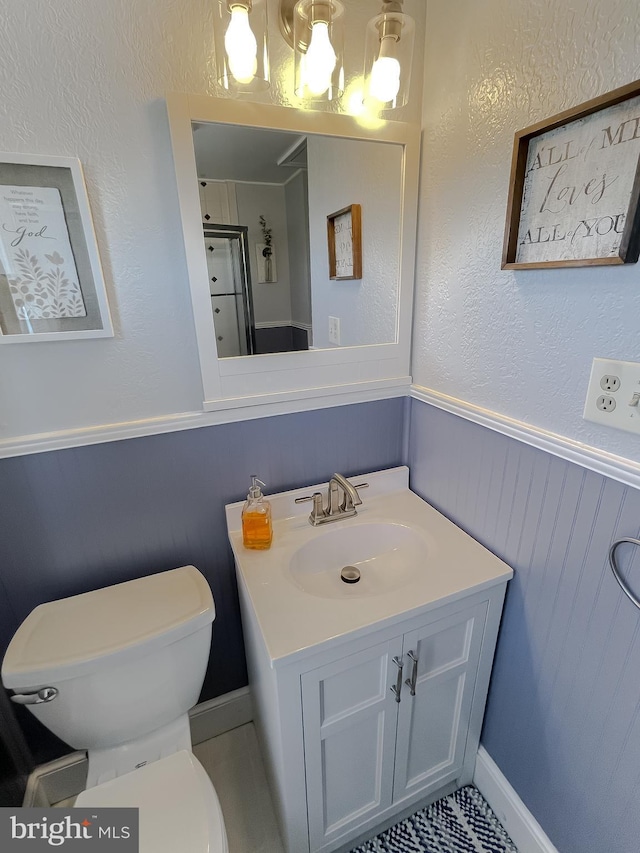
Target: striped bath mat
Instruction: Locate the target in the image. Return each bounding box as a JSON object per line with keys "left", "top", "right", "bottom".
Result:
{"left": 349, "top": 786, "right": 518, "bottom": 853}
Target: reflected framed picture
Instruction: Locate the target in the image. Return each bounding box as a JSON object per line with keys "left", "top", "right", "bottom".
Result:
{"left": 0, "top": 152, "right": 113, "bottom": 342}
{"left": 327, "top": 204, "right": 362, "bottom": 280}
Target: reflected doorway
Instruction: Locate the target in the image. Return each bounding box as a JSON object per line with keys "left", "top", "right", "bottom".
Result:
{"left": 204, "top": 224, "right": 255, "bottom": 358}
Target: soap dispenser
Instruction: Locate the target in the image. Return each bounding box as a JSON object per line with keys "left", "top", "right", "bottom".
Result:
{"left": 242, "top": 476, "right": 273, "bottom": 550}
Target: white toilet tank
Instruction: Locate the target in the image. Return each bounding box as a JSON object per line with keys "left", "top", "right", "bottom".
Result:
{"left": 2, "top": 566, "right": 215, "bottom": 752}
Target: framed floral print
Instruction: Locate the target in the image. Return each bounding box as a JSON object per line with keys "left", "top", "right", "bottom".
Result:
{"left": 0, "top": 153, "right": 113, "bottom": 342}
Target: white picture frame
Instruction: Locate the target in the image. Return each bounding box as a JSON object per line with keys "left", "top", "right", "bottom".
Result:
{"left": 0, "top": 152, "right": 113, "bottom": 342}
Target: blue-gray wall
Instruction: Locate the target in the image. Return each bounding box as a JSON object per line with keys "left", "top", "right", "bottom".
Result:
{"left": 0, "top": 398, "right": 405, "bottom": 779}
{"left": 407, "top": 398, "right": 640, "bottom": 853}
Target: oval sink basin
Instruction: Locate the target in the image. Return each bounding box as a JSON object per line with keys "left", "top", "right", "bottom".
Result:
{"left": 287, "top": 522, "right": 427, "bottom": 598}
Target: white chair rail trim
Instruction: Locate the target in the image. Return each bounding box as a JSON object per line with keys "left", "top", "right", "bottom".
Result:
{"left": 411, "top": 385, "right": 640, "bottom": 492}
{"left": 0, "top": 379, "right": 410, "bottom": 459}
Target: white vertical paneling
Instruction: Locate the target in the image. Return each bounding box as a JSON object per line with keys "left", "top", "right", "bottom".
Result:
{"left": 408, "top": 398, "right": 640, "bottom": 853}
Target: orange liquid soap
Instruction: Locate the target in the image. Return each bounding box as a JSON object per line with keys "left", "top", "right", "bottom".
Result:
{"left": 241, "top": 476, "right": 273, "bottom": 550}
{"left": 242, "top": 510, "right": 273, "bottom": 550}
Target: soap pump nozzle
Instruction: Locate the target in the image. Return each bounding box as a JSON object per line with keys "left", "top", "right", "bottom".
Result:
{"left": 248, "top": 475, "right": 266, "bottom": 500}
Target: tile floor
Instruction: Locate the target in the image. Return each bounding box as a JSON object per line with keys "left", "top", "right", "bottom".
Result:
{"left": 59, "top": 724, "right": 515, "bottom": 853}
{"left": 194, "top": 723, "right": 284, "bottom": 853}
{"left": 55, "top": 723, "right": 284, "bottom": 852}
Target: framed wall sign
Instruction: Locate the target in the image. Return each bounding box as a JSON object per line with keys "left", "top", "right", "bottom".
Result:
{"left": 502, "top": 79, "right": 640, "bottom": 269}
{"left": 327, "top": 204, "right": 362, "bottom": 280}
{"left": 0, "top": 152, "right": 113, "bottom": 342}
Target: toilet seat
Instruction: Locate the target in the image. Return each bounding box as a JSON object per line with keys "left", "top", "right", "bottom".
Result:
{"left": 75, "top": 750, "right": 228, "bottom": 853}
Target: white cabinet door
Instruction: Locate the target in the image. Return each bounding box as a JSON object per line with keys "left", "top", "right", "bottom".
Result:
{"left": 301, "top": 638, "right": 402, "bottom": 852}
{"left": 200, "top": 180, "right": 233, "bottom": 224}
{"left": 392, "top": 602, "right": 487, "bottom": 803}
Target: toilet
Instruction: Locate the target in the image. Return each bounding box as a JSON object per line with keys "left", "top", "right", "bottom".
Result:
{"left": 1, "top": 565, "right": 228, "bottom": 853}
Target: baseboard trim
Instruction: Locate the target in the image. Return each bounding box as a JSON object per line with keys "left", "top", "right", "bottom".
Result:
{"left": 411, "top": 385, "right": 640, "bottom": 491}
{"left": 473, "top": 746, "right": 558, "bottom": 853}
{"left": 23, "top": 687, "right": 252, "bottom": 807}
{"left": 188, "top": 686, "right": 252, "bottom": 745}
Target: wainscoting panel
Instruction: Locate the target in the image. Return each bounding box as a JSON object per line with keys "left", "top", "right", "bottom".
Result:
{"left": 407, "top": 398, "right": 640, "bottom": 853}
{"left": 0, "top": 398, "right": 404, "bottom": 769}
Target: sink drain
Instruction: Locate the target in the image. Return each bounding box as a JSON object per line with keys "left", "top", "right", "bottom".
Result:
{"left": 340, "top": 566, "right": 361, "bottom": 584}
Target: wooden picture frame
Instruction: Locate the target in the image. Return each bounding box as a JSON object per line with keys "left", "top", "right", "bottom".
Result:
{"left": 327, "top": 204, "right": 362, "bottom": 280}
{"left": 0, "top": 152, "right": 113, "bottom": 341}
{"left": 502, "top": 79, "right": 640, "bottom": 269}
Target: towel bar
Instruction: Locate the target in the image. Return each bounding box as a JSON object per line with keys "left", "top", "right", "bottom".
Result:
{"left": 609, "top": 538, "right": 640, "bottom": 610}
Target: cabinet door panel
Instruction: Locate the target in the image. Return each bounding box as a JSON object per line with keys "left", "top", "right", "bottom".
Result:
{"left": 404, "top": 669, "right": 465, "bottom": 784}
{"left": 393, "top": 602, "right": 488, "bottom": 803}
{"left": 322, "top": 712, "right": 386, "bottom": 830}
{"left": 302, "top": 639, "right": 401, "bottom": 851}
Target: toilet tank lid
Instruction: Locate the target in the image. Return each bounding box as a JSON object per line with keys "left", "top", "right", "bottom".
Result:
{"left": 2, "top": 566, "right": 215, "bottom": 689}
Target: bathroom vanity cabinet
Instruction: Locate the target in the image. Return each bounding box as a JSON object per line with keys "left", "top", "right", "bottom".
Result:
{"left": 239, "top": 585, "right": 506, "bottom": 853}
{"left": 226, "top": 468, "right": 512, "bottom": 853}
{"left": 301, "top": 593, "right": 502, "bottom": 852}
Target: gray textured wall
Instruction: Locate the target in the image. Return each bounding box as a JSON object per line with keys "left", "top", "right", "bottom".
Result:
{"left": 408, "top": 398, "right": 640, "bottom": 853}
{"left": 0, "top": 398, "right": 405, "bottom": 773}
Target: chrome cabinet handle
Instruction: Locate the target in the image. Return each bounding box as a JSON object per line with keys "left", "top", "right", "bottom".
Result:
{"left": 390, "top": 655, "right": 404, "bottom": 702}
{"left": 11, "top": 687, "right": 58, "bottom": 705}
{"left": 404, "top": 650, "right": 418, "bottom": 696}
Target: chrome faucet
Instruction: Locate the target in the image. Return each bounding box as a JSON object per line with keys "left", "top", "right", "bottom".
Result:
{"left": 295, "top": 473, "right": 367, "bottom": 526}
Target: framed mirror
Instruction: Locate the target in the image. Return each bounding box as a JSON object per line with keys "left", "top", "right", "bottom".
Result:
{"left": 167, "top": 94, "right": 419, "bottom": 415}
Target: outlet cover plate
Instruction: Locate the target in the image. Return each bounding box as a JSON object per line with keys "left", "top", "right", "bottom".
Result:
{"left": 584, "top": 358, "right": 640, "bottom": 434}
{"left": 328, "top": 316, "right": 340, "bottom": 345}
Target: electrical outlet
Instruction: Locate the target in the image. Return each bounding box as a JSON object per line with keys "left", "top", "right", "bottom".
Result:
{"left": 584, "top": 358, "right": 640, "bottom": 435}
{"left": 596, "top": 395, "right": 616, "bottom": 412}
{"left": 600, "top": 375, "right": 620, "bottom": 392}
{"left": 328, "top": 316, "right": 341, "bottom": 345}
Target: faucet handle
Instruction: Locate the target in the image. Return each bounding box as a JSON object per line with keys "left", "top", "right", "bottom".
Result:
{"left": 311, "top": 492, "right": 325, "bottom": 519}
{"left": 295, "top": 482, "right": 368, "bottom": 502}
{"left": 295, "top": 492, "right": 321, "bottom": 504}
{"left": 295, "top": 491, "right": 326, "bottom": 524}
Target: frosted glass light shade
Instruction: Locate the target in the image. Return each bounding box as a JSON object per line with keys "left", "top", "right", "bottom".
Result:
{"left": 364, "top": 9, "right": 414, "bottom": 109}
{"left": 293, "top": 0, "right": 345, "bottom": 102}
{"left": 214, "top": 0, "right": 270, "bottom": 95}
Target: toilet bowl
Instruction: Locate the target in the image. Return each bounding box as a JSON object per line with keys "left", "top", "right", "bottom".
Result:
{"left": 76, "top": 750, "right": 228, "bottom": 853}
{"left": 2, "top": 565, "right": 228, "bottom": 853}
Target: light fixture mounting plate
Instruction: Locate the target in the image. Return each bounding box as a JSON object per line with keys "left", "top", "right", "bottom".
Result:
{"left": 278, "top": 0, "right": 297, "bottom": 49}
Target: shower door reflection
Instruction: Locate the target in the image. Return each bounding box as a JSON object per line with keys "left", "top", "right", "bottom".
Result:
{"left": 204, "top": 224, "right": 255, "bottom": 358}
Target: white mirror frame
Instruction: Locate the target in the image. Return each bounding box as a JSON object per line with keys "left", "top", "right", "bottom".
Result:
{"left": 166, "top": 93, "right": 419, "bottom": 416}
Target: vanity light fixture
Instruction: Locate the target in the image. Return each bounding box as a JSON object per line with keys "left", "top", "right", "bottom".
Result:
{"left": 363, "top": 0, "right": 415, "bottom": 109}
{"left": 278, "top": 0, "right": 345, "bottom": 102}
{"left": 213, "top": 0, "right": 270, "bottom": 94}
{"left": 293, "top": 0, "right": 345, "bottom": 101}
{"left": 213, "top": 0, "right": 413, "bottom": 109}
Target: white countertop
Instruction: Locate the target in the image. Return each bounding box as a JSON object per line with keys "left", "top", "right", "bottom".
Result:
{"left": 226, "top": 467, "right": 513, "bottom": 666}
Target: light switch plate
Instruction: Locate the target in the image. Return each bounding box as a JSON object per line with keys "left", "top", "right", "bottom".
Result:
{"left": 584, "top": 358, "right": 640, "bottom": 435}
